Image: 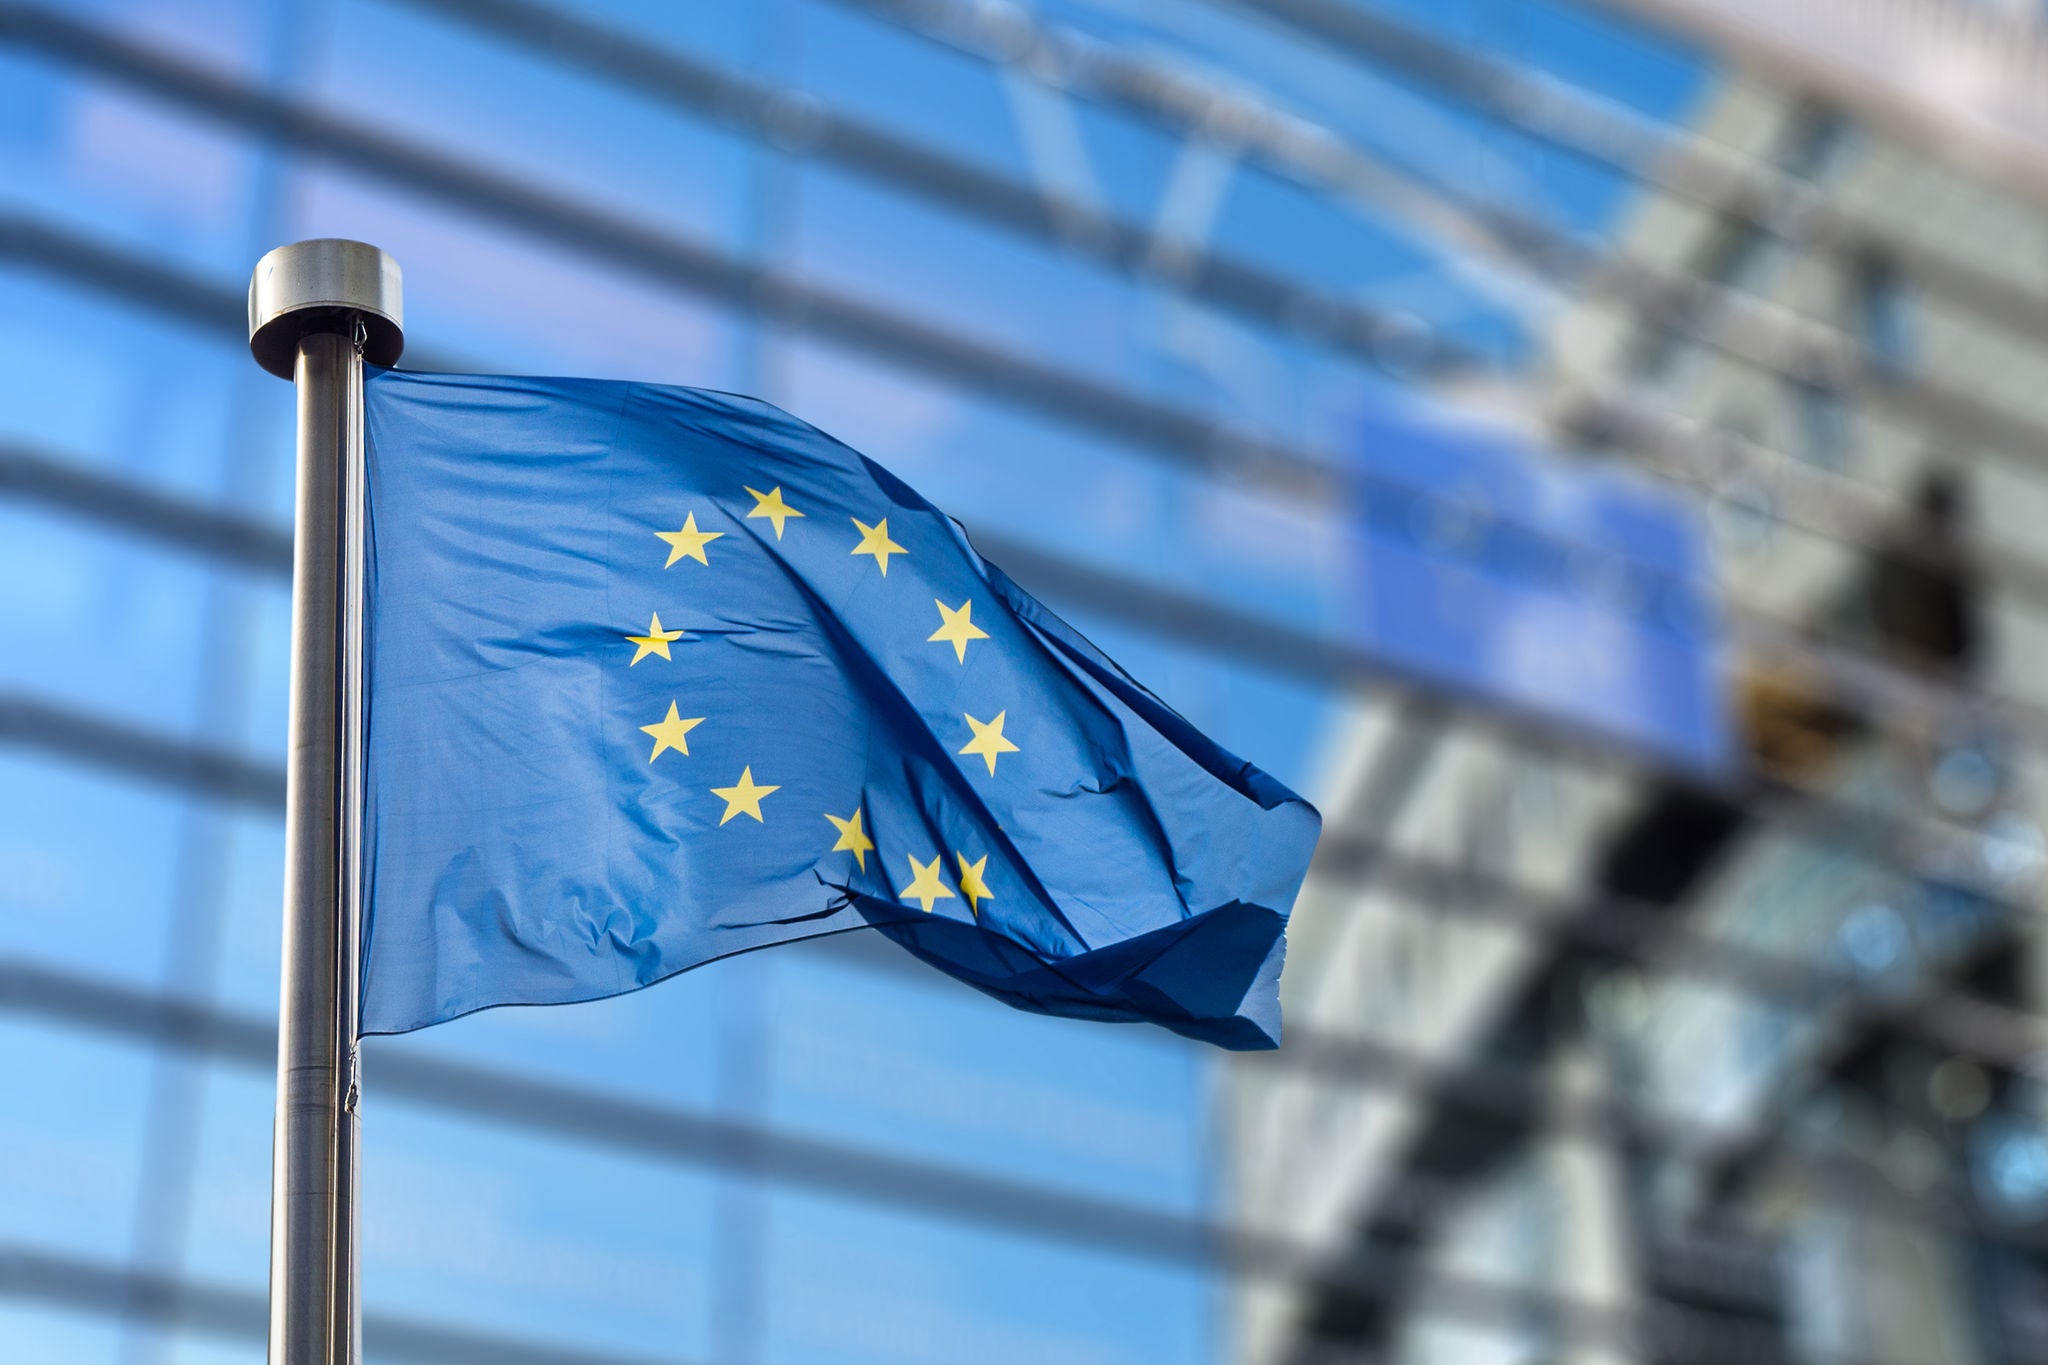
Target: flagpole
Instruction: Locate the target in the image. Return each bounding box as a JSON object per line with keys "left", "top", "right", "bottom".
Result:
{"left": 248, "top": 239, "right": 403, "bottom": 1365}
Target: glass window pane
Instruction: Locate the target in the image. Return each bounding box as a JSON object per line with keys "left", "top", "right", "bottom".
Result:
{"left": 0, "top": 1020, "right": 155, "bottom": 1261}
{"left": 0, "top": 755, "right": 190, "bottom": 986}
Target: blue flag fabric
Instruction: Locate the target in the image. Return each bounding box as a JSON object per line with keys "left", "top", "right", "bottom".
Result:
{"left": 360, "top": 370, "right": 1320, "bottom": 1049}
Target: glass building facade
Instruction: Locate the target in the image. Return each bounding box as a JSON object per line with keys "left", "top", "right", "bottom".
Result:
{"left": 1230, "top": 8, "right": 2048, "bottom": 1365}
{"left": 9, "top": 1, "right": 2047, "bottom": 1364}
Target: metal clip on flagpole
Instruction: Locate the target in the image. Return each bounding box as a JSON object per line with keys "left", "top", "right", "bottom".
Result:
{"left": 248, "top": 240, "right": 403, "bottom": 1365}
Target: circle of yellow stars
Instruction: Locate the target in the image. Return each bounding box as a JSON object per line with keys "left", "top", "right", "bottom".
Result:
{"left": 620, "top": 482, "right": 1031, "bottom": 917}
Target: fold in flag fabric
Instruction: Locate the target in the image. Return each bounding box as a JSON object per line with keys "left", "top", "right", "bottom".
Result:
{"left": 360, "top": 370, "right": 1320, "bottom": 1049}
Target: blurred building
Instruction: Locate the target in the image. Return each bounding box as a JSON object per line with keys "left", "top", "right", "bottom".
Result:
{"left": 1231, "top": 9, "right": 2048, "bottom": 1365}
{"left": 9, "top": 1, "right": 2048, "bottom": 1364}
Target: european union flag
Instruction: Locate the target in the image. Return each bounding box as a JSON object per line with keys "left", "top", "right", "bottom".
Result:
{"left": 361, "top": 371, "right": 1320, "bottom": 1049}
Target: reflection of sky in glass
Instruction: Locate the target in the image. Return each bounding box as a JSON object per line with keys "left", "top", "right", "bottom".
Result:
{"left": 0, "top": 0, "right": 1706, "bottom": 1358}
{"left": 1975, "top": 1115, "right": 2048, "bottom": 1223}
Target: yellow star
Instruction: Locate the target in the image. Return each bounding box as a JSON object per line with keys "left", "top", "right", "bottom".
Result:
{"left": 824, "top": 808, "right": 876, "bottom": 872}
{"left": 655, "top": 512, "right": 724, "bottom": 567}
{"left": 850, "top": 517, "right": 907, "bottom": 575}
{"left": 899, "top": 853, "right": 956, "bottom": 913}
{"left": 959, "top": 710, "right": 1020, "bottom": 776}
{"left": 639, "top": 702, "right": 704, "bottom": 762}
{"left": 745, "top": 485, "right": 804, "bottom": 539}
{"left": 928, "top": 598, "right": 990, "bottom": 664}
{"left": 625, "top": 611, "right": 685, "bottom": 665}
{"left": 710, "top": 766, "right": 779, "bottom": 825}
{"left": 955, "top": 852, "right": 993, "bottom": 915}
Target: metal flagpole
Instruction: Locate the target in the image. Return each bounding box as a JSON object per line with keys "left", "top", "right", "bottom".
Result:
{"left": 247, "top": 240, "right": 403, "bottom": 1365}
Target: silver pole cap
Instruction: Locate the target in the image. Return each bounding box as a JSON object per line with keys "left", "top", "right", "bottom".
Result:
{"left": 248, "top": 239, "right": 404, "bottom": 379}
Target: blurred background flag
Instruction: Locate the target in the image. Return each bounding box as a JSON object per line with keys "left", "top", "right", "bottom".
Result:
{"left": 361, "top": 368, "right": 1321, "bottom": 1049}
{"left": 1346, "top": 398, "right": 1728, "bottom": 771}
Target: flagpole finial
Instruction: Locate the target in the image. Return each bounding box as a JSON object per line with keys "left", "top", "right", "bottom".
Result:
{"left": 248, "top": 238, "right": 404, "bottom": 379}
